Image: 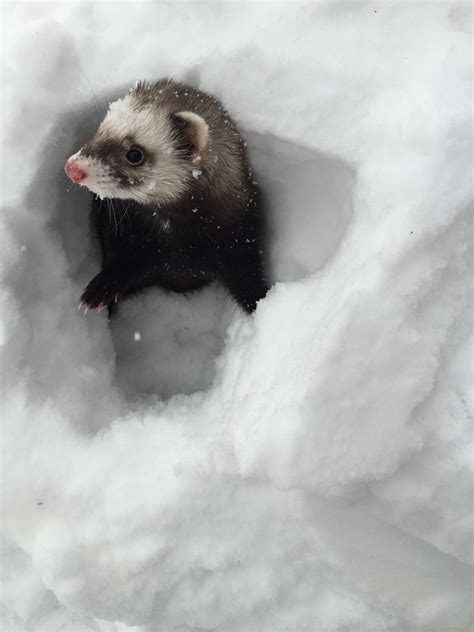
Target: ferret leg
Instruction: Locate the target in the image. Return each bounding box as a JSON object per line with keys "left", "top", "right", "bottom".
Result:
{"left": 81, "top": 261, "right": 159, "bottom": 309}
{"left": 220, "top": 251, "right": 269, "bottom": 313}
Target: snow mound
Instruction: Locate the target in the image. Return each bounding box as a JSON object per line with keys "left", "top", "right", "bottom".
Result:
{"left": 1, "top": 2, "right": 472, "bottom": 631}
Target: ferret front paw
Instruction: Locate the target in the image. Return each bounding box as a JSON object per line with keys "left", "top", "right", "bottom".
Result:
{"left": 81, "top": 273, "right": 122, "bottom": 310}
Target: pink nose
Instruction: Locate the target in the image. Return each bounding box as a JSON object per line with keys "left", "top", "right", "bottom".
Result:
{"left": 65, "top": 159, "right": 87, "bottom": 184}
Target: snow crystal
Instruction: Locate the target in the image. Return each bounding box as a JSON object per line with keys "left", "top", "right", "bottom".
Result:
{"left": 192, "top": 168, "right": 202, "bottom": 179}
{"left": 0, "top": 2, "right": 472, "bottom": 631}
{"left": 161, "top": 218, "right": 171, "bottom": 232}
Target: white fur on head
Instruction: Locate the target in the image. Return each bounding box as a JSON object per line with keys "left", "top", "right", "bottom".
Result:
{"left": 66, "top": 149, "right": 123, "bottom": 200}
{"left": 104, "top": 95, "right": 174, "bottom": 154}
{"left": 69, "top": 94, "right": 195, "bottom": 204}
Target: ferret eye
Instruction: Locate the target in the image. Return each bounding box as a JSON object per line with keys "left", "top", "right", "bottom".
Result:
{"left": 125, "top": 147, "right": 144, "bottom": 165}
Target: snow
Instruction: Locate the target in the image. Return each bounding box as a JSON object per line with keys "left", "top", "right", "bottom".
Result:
{"left": 1, "top": 2, "right": 472, "bottom": 631}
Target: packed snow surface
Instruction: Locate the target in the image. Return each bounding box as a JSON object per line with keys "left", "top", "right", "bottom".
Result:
{"left": 1, "top": 2, "right": 472, "bottom": 631}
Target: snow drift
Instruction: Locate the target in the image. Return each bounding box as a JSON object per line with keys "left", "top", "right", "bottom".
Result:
{"left": 1, "top": 2, "right": 472, "bottom": 631}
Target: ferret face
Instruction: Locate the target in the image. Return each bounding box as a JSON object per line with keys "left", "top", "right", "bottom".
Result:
{"left": 65, "top": 89, "right": 208, "bottom": 205}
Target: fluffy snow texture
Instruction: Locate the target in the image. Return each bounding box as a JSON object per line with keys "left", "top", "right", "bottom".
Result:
{"left": 1, "top": 2, "right": 472, "bottom": 631}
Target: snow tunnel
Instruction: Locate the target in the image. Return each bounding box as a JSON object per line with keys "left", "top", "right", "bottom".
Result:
{"left": 1, "top": 3, "right": 472, "bottom": 630}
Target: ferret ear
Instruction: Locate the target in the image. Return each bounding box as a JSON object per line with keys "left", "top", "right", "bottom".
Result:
{"left": 171, "top": 111, "right": 209, "bottom": 163}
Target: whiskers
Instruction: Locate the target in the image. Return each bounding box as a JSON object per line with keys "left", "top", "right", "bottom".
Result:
{"left": 106, "top": 198, "right": 118, "bottom": 235}
{"left": 116, "top": 198, "right": 132, "bottom": 235}
{"left": 104, "top": 196, "right": 132, "bottom": 237}
{"left": 77, "top": 66, "right": 107, "bottom": 120}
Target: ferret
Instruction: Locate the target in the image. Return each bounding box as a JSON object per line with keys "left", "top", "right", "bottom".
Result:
{"left": 64, "top": 78, "right": 269, "bottom": 314}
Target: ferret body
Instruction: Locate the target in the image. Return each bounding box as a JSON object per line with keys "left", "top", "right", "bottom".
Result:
{"left": 65, "top": 79, "right": 269, "bottom": 313}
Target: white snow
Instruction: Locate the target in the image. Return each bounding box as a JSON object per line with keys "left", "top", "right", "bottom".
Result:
{"left": 1, "top": 2, "right": 472, "bottom": 631}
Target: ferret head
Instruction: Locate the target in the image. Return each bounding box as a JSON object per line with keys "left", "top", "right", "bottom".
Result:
{"left": 64, "top": 85, "right": 209, "bottom": 205}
